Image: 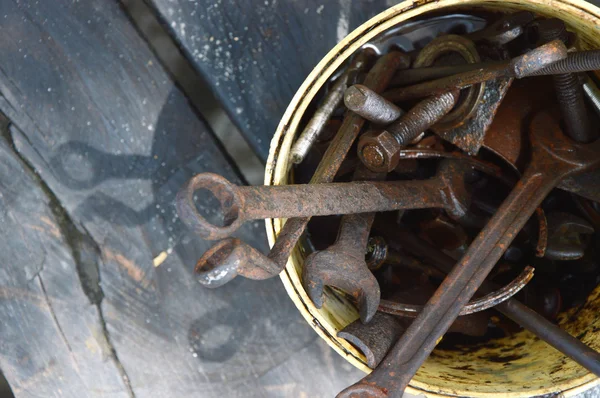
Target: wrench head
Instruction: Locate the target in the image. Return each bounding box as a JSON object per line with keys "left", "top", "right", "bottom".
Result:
{"left": 195, "top": 238, "right": 280, "bottom": 287}
{"left": 302, "top": 248, "right": 381, "bottom": 324}
{"left": 176, "top": 173, "right": 245, "bottom": 241}
{"left": 530, "top": 110, "right": 600, "bottom": 177}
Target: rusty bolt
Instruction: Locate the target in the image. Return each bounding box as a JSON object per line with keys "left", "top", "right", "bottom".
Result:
{"left": 357, "top": 91, "right": 459, "bottom": 172}
{"left": 530, "top": 19, "right": 596, "bottom": 143}
{"left": 358, "top": 130, "right": 402, "bottom": 172}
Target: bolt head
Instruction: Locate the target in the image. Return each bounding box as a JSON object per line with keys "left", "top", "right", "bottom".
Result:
{"left": 357, "top": 130, "right": 402, "bottom": 173}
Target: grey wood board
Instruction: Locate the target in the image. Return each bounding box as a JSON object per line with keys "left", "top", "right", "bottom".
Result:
{"left": 0, "top": 0, "right": 363, "bottom": 396}
{"left": 144, "top": 0, "right": 397, "bottom": 161}
{"left": 0, "top": 128, "right": 131, "bottom": 397}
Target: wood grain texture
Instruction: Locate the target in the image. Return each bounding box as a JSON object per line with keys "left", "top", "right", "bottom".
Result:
{"left": 0, "top": 119, "right": 131, "bottom": 397}
{"left": 0, "top": 0, "right": 362, "bottom": 396}
{"left": 144, "top": 0, "right": 395, "bottom": 161}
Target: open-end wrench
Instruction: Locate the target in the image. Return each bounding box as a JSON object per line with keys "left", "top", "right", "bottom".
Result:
{"left": 384, "top": 40, "right": 567, "bottom": 102}
{"left": 338, "top": 110, "right": 600, "bottom": 397}
{"left": 180, "top": 51, "right": 410, "bottom": 286}
{"left": 302, "top": 165, "right": 383, "bottom": 324}
{"left": 300, "top": 159, "right": 472, "bottom": 321}
{"left": 178, "top": 161, "right": 470, "bottom": 242}
{"left": 188, "top": 160, "right": 471, "bottom": 287}
{"left": 303, "top": 211, "right": 381, "bottom": 323}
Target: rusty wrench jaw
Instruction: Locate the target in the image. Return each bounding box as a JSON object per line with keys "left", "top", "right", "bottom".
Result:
{"left": 194, "top": 238, "right": 281, "bottom": 288}
{"left": 303, "top": 212, "right": 381, "bottom": 323}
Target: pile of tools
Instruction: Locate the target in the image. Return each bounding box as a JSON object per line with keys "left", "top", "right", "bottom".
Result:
{"left": 177, "top": 11, "right": 600, "bottom": 397}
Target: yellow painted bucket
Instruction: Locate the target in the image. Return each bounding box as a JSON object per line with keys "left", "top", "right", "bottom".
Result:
{"left": 264, "top": 1, "right": 600, "bottom": 396}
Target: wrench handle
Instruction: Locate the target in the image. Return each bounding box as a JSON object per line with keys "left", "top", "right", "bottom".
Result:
{"left": 178, "top": 173, "right": 448, "bottom": 240}
{"left": 339, "top": 167, "right": 561, "bottom": 397}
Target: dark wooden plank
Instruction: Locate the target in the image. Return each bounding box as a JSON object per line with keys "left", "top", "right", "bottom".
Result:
{"left": 0, "top": 0, "right": 362, "bottom": 396}
{"left": 144, "top": 0, "right": 394, "bottom": 161}
{"left": 0, "top": 120, "right": 131, "bottom": 397}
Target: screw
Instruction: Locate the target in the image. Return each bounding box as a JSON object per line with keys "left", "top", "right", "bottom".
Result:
{"left": 535, "top": 19, "right": 597, "bottom": 143}
{"left": 531, "top": 50, "right": 600, "bottom": 76}
{"left": 357, "top": 90, "right": 459, "bottom": 172}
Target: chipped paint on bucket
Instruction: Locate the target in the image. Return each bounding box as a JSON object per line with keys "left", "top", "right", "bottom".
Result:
{"left": 264, "top": 1, "right": 600, "bottom": 396}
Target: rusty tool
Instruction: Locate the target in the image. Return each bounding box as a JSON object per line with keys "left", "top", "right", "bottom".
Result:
{"left": 375, "top": 224, "right": 600, "bottom": 378}
{"left": 339, "top": 311, "right": 490, "bottom": 369}
{"left": 182, "top": 51, "right": 411, "bottom": 288}
{"left": 291, "top": 51, "right": 374, "bottom": 164}
{"left": 339, "top": 110, "right": 600, "bottom": 397}
{"left": 189, "top": 139, "right": 475, "bottom": 287}
{"left": 357, "top": 91, "right": 459, "bottom": 173}
{"left": 465, "top": 11, "right": 534, "bottom": 45}
{"left": 299, "top": 159, "right": 472, "bottom": 320}
{"left": 303, "top": 212, "right": 381, "bottom": 323}
{"left": 532, "top": 49, "right": 600, "bottom": 76}
{"left": 344, "top": 84, "right": 404, "bottom": 124}
{"left": 534, "top": 18, "right": 596, "bottom": 143}
{"left": 178, "top": 160, "right": 471, "bottom": 243}
{"left": 384, "top": 40, "right": 568, "bottom": 102}
{"left": 301, "top": 163, "right": 384, "bottom": 324}
{"left": 338, "top": 313, "right": 406, "bottom": 369}
{"left": 391, "top": 49, "right": 600, "bottom": 88}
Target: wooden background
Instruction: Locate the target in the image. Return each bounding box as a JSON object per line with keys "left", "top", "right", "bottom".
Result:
{"left": 0, "top": 0, "right": 599, "bottom": 397}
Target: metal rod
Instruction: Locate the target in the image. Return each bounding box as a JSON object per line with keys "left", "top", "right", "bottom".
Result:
{"left": 384, "top": 40, "right": 567, "bottom": 102}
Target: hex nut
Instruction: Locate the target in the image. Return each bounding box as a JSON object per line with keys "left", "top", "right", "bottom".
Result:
{"left": 357, "top": 130, "right": 402, "bottom": 173}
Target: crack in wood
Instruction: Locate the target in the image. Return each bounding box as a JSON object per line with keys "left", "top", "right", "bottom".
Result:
{"left": 0, "top": 111, "right": 136, "bottom": 398}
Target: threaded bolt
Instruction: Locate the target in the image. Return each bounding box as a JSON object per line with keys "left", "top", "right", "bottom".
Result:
{"left": 388, "top": 90, "right": 459, "bottom": 146}
{"left": 357, "top": 90, "right": 459, "bottom": 172}
{"left": 531, "top": 50, "right": 600, "bottom": 76}
{"left": 534, "top": 19, "right": 597, "bottom": 143}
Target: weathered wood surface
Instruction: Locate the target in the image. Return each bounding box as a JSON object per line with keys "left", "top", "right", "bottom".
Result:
{"left": 0, "top": 116, "right": 132, "bottom": 397}
{"left": 145, "top": 0, "right": 395, "bottom": 161}
{"left": 0, "top": 0, "right": 361, "bottom": 396}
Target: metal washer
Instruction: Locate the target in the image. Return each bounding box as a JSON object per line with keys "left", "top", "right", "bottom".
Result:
{"left": 413, "top": 34, "right": 485, "bottom": 131}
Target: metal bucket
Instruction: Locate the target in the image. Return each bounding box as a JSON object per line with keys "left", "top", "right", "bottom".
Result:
{"left": 264, "top": 1, "right": 600, "bottom": 396}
